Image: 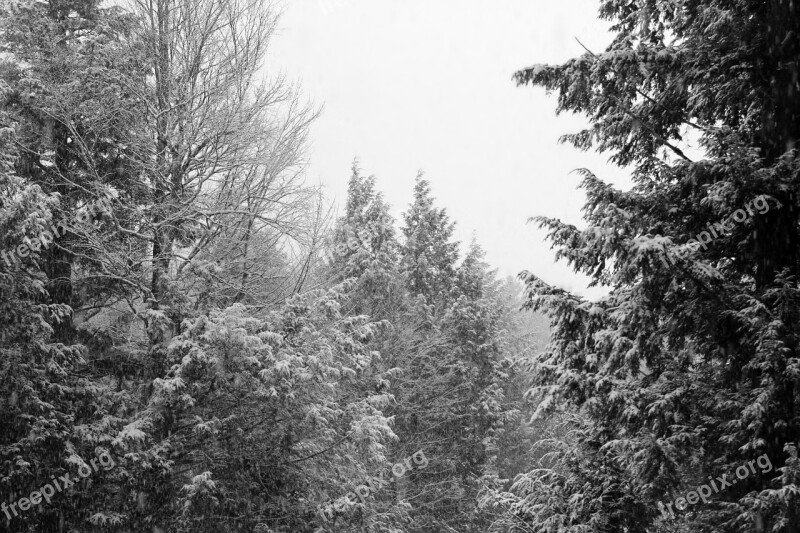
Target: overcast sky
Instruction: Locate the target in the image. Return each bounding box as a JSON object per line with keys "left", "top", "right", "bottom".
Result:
{"left": 270, "top": 0, "right": 633, "bottom": 298}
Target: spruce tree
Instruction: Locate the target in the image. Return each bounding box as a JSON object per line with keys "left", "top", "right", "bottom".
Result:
{"left": 401, "top": 175, "right": 459, "bottom": 306}
{"left": 491, "top": 1, "right": 800, "bottom": 531}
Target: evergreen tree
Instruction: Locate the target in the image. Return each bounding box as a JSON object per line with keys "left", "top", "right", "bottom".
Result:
{"left": 121, "top": 289, "right": 395, "bottom": 532}
{"left": 490, "top": 1, "right": 800, "bottom": 531}
{"left": 0, "top": 0, "right": 146, "bottom": 343}
{"left": 0, "top": 125, "right": 120, "bottom": 532}
{"left": 317, "top": 167, "right": 520, "bottom": 532}
{"left": 328, "top": 162, "right": 398, "bottom": 288}
{"left": 439, "top": 240, "right": 510, "bottom": 531}
{"left": 0, "top": 2, "right": 558, "bottom": 529}
{"left": 401, "top": 175, "right": 459, "bottom": 305}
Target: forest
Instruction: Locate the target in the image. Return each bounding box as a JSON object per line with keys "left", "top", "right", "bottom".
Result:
{"left": 1, "top": 0, "right": 799, "bottom": 532}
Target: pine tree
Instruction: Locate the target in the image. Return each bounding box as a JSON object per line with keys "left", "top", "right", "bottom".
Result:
{"left": 397, "top": 182, "right": 509, "bottom": 531}
{"left": 328, "top": 162, "right": 398, "bottom": 287}
{"left": 0, "top": 122, "right": 119, "bottom": 532}
{"left": 119, "top": 289, "right": 395, "bottom": 532}
{"left": 440, "top": 240, "right": 510, "bottom": 531}
{"left": 401, "top": 175, "right": 459, "bottom": 305}
{"left": 498, "top": 0, "right": 800, "bottom": 531}
{"left": 0, "top": 0, "right": 145, "bottom": 343}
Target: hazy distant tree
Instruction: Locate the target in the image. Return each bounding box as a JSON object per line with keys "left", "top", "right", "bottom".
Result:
{"left": 401, "top": 175, "right": 459, "bottom": 306}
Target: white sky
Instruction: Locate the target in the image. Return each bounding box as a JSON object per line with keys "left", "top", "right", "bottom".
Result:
{"left": 270, "top": 0, "right": 633, "bottom": 298}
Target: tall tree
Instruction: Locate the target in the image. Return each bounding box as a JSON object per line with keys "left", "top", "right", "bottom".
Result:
{"left": 0, "top": 1, "right": 331, "bottom": 531}
{"left": 0, "top": 97, "right": 120, "bottom": 533}
{"left": 492, "top": 1, "right": 800, "bottom": 532}
{"left": 327, "top": 162, "right": 398, "bottom": 287}
{"left": 1, "top": 0, "right": 146, "bottom": 343}
{"left": 123, "top": 0, "right": 319, "bottom": 318}
{"left": 438, "top": 240, "right": 510, "bottom": 531}
{"left": 401, "top": 175, "right": 459, "bottom": 305}
{"left": 395, "top": 180, "right": 509, "bottom": 532}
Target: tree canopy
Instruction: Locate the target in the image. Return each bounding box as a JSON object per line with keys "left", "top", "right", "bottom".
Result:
{"left": 479, "top": 1, "right": 800, "bottom": 532}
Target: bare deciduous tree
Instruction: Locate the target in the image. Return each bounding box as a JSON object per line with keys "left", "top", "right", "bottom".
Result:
{"left": 119, "top": 0, "right": 322, "bottom": 316}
